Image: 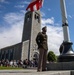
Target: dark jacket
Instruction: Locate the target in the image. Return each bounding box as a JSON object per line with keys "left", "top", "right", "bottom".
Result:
{"left": 36, "top": 32, "right": 48, "bottom": 50}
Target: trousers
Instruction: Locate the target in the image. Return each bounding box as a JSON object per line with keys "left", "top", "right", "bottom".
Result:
{"left": 37, "top": 48, "right": 47, "bottom": 71}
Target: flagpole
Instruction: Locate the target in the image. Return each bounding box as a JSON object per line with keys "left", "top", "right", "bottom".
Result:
{"left": 58, "top": 0, "right": 74, "bottom": 62}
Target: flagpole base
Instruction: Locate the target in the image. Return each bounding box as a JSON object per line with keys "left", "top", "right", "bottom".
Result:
{"left": 58, "top": 42, "right": 74, "bottom": 62}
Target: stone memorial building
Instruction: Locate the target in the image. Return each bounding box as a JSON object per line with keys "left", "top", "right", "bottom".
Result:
{"left": 0, "top": 11, "right": 41, "bottom": 61}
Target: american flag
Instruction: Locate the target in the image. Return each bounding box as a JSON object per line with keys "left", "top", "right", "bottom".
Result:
{"left": 26, "top": 0, "right": 44, "bottom": 12}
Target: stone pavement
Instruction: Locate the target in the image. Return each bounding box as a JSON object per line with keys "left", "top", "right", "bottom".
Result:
{"left": 0, "top": 69, "right": 71, "bottom": 75}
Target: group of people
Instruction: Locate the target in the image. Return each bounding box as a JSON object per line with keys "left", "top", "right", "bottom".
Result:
{"left": 0, "top": 59, "right": 22, "bottom": 67}
{"left": 0, "top": 59, "right": 38, "bottom": 68}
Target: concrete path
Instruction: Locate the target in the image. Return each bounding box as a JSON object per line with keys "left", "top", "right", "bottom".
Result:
{"left": 0, "top": 69, "right": 70, "bottom": 75}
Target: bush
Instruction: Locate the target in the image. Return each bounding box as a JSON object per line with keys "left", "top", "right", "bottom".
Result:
{"left": 47, "top": 51, "right": 57, "bottom": 62}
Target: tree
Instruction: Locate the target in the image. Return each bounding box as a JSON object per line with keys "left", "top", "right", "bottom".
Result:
{"left": 47, "top": 51, "right": 57, "bottom": 62}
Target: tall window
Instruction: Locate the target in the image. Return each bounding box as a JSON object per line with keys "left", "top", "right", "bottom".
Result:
{"left": 35, "top": 13, "right": 40, "bottom": 23}
{"left": 6, "top": 50, "right": 8, "bottom": 59}
{"left": 2, "top": 51, "right": 4, "bottom": 60}
{"left": 25, "top": 14, "right": 31, "bottom": 23}
{"left": 10, "top": 49, "right": 13, "bottom": 61}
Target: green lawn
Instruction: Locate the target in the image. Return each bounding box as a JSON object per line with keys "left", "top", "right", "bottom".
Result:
{"left": 0, "top": 66, "right": 24, "bottom": 70}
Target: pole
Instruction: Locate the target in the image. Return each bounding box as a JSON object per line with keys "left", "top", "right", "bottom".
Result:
{"left": 58, "top": 0, "right": 74, "bottom": 62}
{"left": 60, "top": 0, "right": 70, "bottom": 42}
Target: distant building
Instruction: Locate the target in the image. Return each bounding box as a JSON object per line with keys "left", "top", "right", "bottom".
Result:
{"left": 0, "top": 11, "right": 41, "bottom": 61}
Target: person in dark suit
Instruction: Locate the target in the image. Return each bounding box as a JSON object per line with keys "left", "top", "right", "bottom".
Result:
{"left": 36, "top": 26, "right": 48, "bottom": 72}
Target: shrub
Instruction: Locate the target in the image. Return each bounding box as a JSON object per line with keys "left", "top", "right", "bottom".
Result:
{"left": 47, "top": 51, "right": 57, "bottom": 62}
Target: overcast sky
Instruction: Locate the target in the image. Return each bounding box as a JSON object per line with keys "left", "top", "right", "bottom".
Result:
{"left": 0, "top": 0, "right": 74, "bottom": 55}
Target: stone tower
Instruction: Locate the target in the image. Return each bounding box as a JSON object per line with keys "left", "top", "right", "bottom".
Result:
{"left": 21, "top": 11, "right": 41, "bottom": 61}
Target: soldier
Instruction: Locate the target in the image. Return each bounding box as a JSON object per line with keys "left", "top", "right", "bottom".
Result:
{"left": 36, "top": 26, "right": 48, "bottom": 72}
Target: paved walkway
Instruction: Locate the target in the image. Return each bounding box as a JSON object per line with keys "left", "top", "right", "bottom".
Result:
{"left": 0, "top": 69, "right": 70, "bottom": 75}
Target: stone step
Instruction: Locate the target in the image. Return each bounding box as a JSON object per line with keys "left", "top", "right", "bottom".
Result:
{"left": 0, "top": 70, "right": 71, "bottom": 75}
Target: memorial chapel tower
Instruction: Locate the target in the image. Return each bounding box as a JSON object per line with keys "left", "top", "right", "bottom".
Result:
{"left": 21, "top": 11, "right": 41, "bottom": 61}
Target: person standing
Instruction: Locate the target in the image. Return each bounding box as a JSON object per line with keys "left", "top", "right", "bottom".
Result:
{"left": 36, "top": 26, "right": 48, "bottom": 72}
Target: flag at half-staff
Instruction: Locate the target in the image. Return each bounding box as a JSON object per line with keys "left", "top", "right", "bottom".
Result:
{"left": 26, "top": 0, "right": 44, "bottom": 11}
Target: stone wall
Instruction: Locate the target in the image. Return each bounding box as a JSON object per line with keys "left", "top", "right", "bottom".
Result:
{"left": 47, "top": 62, "right": 74, "bottom": 70}
{"left": 0, "top": 42, "right": 22, "bottom": 60}
{"left": 21, "top": 40, "right": 29, "bottom": 61}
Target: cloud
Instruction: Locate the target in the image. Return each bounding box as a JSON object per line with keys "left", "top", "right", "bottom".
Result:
{"left": 21, "top": 1, "right": 30, "bottom": 5}
{"left": 20, "top": 10, "right": 26, "bottom": 14}
{"left": 0, "top": 4, "right": 4, "bottom": 8}
{"left": 0, "top": 11, "right": 63, "bottom": 55}
{"left": 47, "top": 25, "right": 63, "bottom": 55}
{"left": 42, "top": 17, "right": 54, "bottom": 25}
{"left": 0, "top": 5, "right": 2, "bottom": 7}
{"left": 3, "top": 12, "right": 24, "bottom": 25}
{"left": 68, "top": 15, "right": 72, "bottom": 18}
{"left": 0, "top": 11, "right": 2, "bottom": 13}
{"left": 0, "top": 12, "right": 24, "bottom": 48}
{"left": 48, "top": 8, "right": 51, "bottom": 11}
{"left": 14, "top": 5, "right": 25, "bottom": 8}
{"left": 0, "top": 0, "right": 5, "bottom": 2}
{"left": 0, "top": 23, "right": 23, "bottom": 48}
{"left": 0, "top": 3, "right": 6, "bottom": 9}
{"left": 0, "top": 0, "right": 9, "bottom": 3}
{"left": 23, "top": 1, "right": 30, "bottom": 4}
{"left": 41, "top": 11, "right": 45, "bottom": 17}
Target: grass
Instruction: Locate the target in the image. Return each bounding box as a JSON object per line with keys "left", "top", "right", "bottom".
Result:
{"left": 0, "top": 66, "right": 24, "bottom": 70}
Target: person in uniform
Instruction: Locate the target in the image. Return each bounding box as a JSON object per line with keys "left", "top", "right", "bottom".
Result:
{"left": 36, "top": 26, "right": 48, "bottom": 72}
